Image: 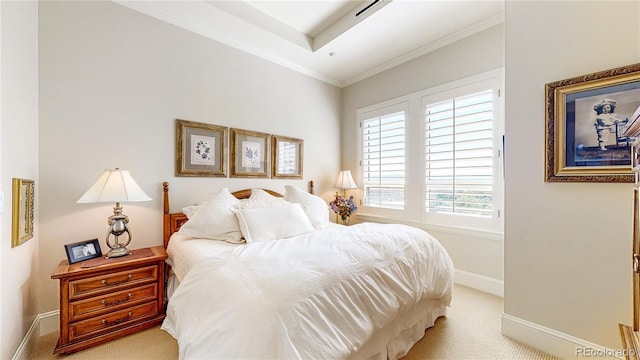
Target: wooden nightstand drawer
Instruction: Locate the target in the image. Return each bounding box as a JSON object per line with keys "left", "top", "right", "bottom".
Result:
{"left": 69, "top": 265, "right": 158, "bottom": 300}
{"left": 69, "top": 301, "right": 159, "bottom": 342}
{"left": 51, "top": 246, "right": 167, "bottom": 355}
{"left": 69, "top": 283, "right": 158, "bottom": 322}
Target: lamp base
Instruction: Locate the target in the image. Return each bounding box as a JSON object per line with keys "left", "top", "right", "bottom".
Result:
{"left": 105, "top": 203, "right": 133, "bottom": 259}
{"left": 105, "top": 246, "right": 131, "bottom": 259}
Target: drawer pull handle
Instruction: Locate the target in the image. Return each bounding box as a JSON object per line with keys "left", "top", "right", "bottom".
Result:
{"left": 101, "top": 312, "right": 133, "bottom": 326}
{"left": 101, "top": 293, "right": 133, "bottom": 307}
{"left": 100, "top": 274, "right": 133, "bottom": 286}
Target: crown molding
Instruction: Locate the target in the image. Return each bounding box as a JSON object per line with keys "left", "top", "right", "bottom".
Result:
{"left": 342, "top": 12, "right": 505, "bottom": 87}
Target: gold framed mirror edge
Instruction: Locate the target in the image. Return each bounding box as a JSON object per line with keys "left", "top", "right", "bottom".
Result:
{"left": 11, "top": 178, "right": 35, "bottom": 247}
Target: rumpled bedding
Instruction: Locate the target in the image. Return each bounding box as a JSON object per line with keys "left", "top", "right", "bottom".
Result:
{"left": 162, "top": 222, "right": 454, "bottom": 360}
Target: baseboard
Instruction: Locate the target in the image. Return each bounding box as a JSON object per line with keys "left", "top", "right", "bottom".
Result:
{"left": 12, "top": 310, "right": 59, "bottom": 360}
{"left": 501, "top": 313, "right": 624, "bottom": 360}
{"left": 39, "top": 310, "right": 59, "bottom": 335}
{"left": 454, "top": 269, "right": 504, "bottom": 297}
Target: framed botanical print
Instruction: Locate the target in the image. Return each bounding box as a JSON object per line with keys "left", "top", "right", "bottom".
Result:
{"left": 176, "top": 119, "right": 227, "bottom": 177}
{"left": 272, "top": 135, "right": 303, "bottom": 179}
{"left": 12, "top": 178, "right": 34, "bottom": 247}
{"left": 545, "top": 63, "right": 640, "bottom": 182}
{"left": 230, "top": 128, "right": 270, "bottom": 178}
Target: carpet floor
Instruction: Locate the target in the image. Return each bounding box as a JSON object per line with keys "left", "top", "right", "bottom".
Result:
{"left": 28, "top": 285, "right": 559, "bottom": 360}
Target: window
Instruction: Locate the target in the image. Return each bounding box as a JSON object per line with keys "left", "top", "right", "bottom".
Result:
{"left": 422, "top": 76, "right": 502, "bottom": 231}
{"left": 360, "top": 103, "right": 407, "bottom": 210}
{"left": 357, "top": 70, "right": 503, "bottom": 232}
{"left": 424, "top": 90, "right": 495, "bottom": 218}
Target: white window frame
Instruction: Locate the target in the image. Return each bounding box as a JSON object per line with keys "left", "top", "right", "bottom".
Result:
{"left": 356, "top": 69, "right": 504, "bottom": 233}
{"left": 421, "top": 73, "right": 503, "bottom": 232}
{"left": 357, "top": 101, "right": 409, "bottom": 219}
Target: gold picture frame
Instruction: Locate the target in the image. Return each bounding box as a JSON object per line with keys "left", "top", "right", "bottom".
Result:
{"left": 545, "top": 63, "right": 640, "bottom": 182}
{"left": 272, "top": 135, "right": 303, "bottom": 179}
{"left": 12, "top": 178, "right": 34, "bottom": 247}
{"left": 230, "top": 128, "right": 270, "bottom": 178}
{"left": 176, "top": 119, "right": 228, "bottom": 177}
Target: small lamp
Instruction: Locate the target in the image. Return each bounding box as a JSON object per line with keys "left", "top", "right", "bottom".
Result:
{"left": 77, "top": 169, "right": 151, "bottom": 259}
{"left": 335, "top": 170, "right": 358, "bottom": 196}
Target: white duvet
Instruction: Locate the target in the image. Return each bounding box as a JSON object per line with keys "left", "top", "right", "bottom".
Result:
{"left": 162, "top": 222, "right": 454, "bottom": 360}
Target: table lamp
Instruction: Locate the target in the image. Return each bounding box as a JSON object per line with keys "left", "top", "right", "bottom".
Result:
{"left": 77, "top": 168, "right": 151, "bottom": 259}
{"left": 335, "top": 170, "right": 358, "bottom": 196}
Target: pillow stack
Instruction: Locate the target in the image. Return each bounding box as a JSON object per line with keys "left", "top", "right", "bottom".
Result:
{"left": 177, "top": 187, "right": 329, "bottom": 244}
{"left": 283, "top": 185, "right": 329, "bottom": 230}
{"left": 176, "top": 188, "right": 243, "bottom": 243}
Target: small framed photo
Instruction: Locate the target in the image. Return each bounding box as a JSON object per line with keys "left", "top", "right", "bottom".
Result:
{"left": 230, "top": 128, "right": 271, "bottom": 178}
{"left": 272, "top": 135, "right": 303, "bottom": 179}
{"left": 545, "top": 62, "right": 640, "bottom": 182}
{"left": 11, "top": 178, "right": 34, "bottom": 248}
{"left": 64, "top": 238, "right": 102, "bottom": 264}
{"left": 176, "top": 119, "right": 228, "bottom": 177}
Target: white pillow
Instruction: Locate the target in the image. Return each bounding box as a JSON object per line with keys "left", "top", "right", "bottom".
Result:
{"left": 284, "top": 185, "right": 329, "bottom": 229}
{"left": 182, "top": 202, "right": 204, "bottom": 219}
{"left": 234, "top": 203, "right": 314, "bottom": 243}
{"left": 233, "top": 188, "right": 289, "bottom": 210}
{"left": 177, "top": 188, "right": 244, "bottom": 243}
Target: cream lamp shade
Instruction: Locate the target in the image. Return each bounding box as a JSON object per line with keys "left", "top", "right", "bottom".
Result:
{"left": 77, "top": 168, "right": 151, "bottom": 259}
{"left": 335, "top": 170, "right": 357, "bottom": 190}
{"left": 77, "top": 169, "right": 151, "bottom": 203}
{"left": 335, "top": 170, "right": 357, "bottom": 196}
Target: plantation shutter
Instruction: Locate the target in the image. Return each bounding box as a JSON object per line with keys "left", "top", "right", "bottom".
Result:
{"left": 424, "top": 89, "right": 494, "bottom": 217}
{"left": 361, "top": 110, "right": 405, "bottom": 210}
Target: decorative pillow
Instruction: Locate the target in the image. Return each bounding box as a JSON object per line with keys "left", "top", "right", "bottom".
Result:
{"left": 182, "top": 202, "right": 204, "bottom": 219}
{"left": 177, "top": 188, "right": 244, "bottom": 243}
{"left": 233, "top": 188, "right": 289, "bottom": 210}
{"left": 284, "top": 185, "right": 329, "bottom": 229}
{"left": 234, "top": 203, "right": 315, "bottom": 243}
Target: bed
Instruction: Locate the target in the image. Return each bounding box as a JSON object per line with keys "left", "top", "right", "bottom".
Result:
{"left": 160, "top": 181, "right": 454, "bottom": 360}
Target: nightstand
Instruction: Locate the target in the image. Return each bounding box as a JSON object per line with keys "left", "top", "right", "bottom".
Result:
{"left": 51, "top": 246, "right": 167, "bottom": 355}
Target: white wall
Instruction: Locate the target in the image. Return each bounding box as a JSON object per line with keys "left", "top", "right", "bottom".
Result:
{"left": 504, "top": 0, "right": 639, "bottom": 354}
{"left": 342, "top": 24, "right": 505, "bottom": 290}
{"left": 38, "top": 2, "right": 341, "bottom": 315}
{"left": 0, "top": 2, "right": 39, "bottom": 359}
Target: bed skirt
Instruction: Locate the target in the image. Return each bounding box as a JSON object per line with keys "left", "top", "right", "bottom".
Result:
{"left": 166, "top": 270, "right": 445, "bottom": 360}
{"left": 348, "top": 298, "right": 447, "bottom": 360}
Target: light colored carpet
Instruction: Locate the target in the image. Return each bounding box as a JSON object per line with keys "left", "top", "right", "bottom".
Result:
{"left": 28, "top": 285, "right": 559, "bottom": 360}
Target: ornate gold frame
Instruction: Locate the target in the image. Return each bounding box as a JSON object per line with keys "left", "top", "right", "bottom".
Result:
{"left": 176, "top": 119, "right": 227, "bottom": 177}
{"left": 545, "top": 63, "right": 640, "bottom": 182}
{"left": 271, "top": 135, "right": 303, "bottom": 179}
{"left": 12, "top": 178, "right": 34, "bottom": 247}
{"left": 230, "top": 128, "right": 271, "bottom": 178}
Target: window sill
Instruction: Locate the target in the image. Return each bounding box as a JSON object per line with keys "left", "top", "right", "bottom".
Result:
{"left": 355, "top": 213, "right": 504, "bottom": 242}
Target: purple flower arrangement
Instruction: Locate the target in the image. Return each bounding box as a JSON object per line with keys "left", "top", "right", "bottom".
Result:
{"left": 330, "top": 195, "right": 357, "bottom": 220}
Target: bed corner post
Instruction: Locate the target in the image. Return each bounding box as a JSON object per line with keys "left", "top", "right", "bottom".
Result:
{"left": 163, "top": 182, "right": 170, "bottom": 249}
{"left": 309, "top": 181, "right": 314, "bottom": 195}
{"left": 163, "top": 182, "right": 170, "bottom": 214}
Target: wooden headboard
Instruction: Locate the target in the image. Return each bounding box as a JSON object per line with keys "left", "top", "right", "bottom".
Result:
{"left": 162, "top": 181, "right": 315, "bottom": 248}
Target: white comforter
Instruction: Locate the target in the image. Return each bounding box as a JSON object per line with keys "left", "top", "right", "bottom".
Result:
{"left": 162, "top": 222, "right": 454, "bottom": 360}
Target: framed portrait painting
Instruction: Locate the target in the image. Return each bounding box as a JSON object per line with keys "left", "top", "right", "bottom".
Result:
{"left": 545, "top": 63, "right": 640, "bottom": 182}
{"left": 272, "top": 135, "right": 303, "bottom": 179}
{"left": 11, "top": 178, "right": 34, "bottom": 247}
{"left": 230, "top": 128, "right": 270, "bottom": 178}
{"left": 176, "top": 119, "right": 227, "bottom": 177}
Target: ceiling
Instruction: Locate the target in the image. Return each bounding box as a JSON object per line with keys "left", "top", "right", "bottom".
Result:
{"left": 115, "top": 0, "right": 504, "bottom": 87}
